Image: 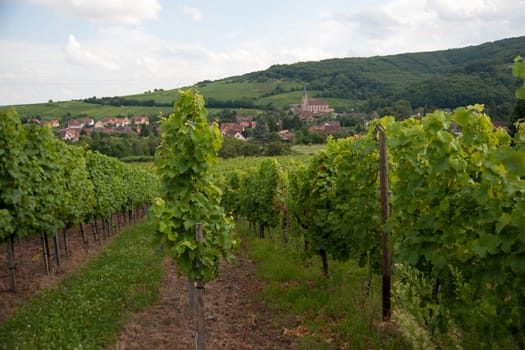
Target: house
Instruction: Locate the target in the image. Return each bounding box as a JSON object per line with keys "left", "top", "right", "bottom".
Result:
{"left": 324, "top": 121, "right": 341, "bottom": 134}
{"left": 309, "top": 125, "right": 325, "bottom": 133}
{"left": 42, "top": 119, "right": 59, "bottom": 128}
{"left": 67, "top": 120, "right": 84, "bottom": 129}
{"left": 309, "top": 121, "right": 341, "bottom": 134}
{"left": 220, "top": 123, "right": 245, "bottom": 137}
{"left": 94, "top": 120, "right": 105, "bottom": 128}
{"left": 102, "top": 117, "right": 117, "bottom": 125}
{"left": 278, "top": 129, "right": 292, "bottom": 141}
{"left": 239, "top": 121, "right": 252, "bottom": 128}
{"left": 60, "top": 128, "right": 80, "bottom": 142}
{"left": 82, "top": 118, "right": 95, "bottom": 126}
{"left": 134, "top": 115, "right": 150, "bottom": 125}
{"left": 114, "top": 117, "right": 130, "bottom": 128}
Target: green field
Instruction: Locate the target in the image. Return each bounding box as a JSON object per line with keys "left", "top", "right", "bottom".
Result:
{"left": 0, "top": 100, "right": 174, "bottom": 121}
{"left": 198, "top": 79, "right": 303, "bottom": 100}
{"left": 214, "top": 145, "right": 326, "bottom": 174}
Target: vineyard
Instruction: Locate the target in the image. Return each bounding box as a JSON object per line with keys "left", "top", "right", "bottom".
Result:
{"left": 213, "top": 58, "right": 525, "bottom": 348}
{"left": 0, "top": 109, "right": 158, "bottom": 291}
{"left": 1, "top": 57, "right": 525, "bottom": 349}
{"left": 215, "top": 110, "right": 525, "bottom": 347}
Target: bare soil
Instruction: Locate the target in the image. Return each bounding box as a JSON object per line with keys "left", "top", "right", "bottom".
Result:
{"left": 109, "top": 253, "right": 297, "bottom": 349}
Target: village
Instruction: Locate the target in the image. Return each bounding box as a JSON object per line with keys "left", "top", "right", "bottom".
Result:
{"left": 45, "top": 88, "right": 344, "bottom": 144}
{"left": 42, "top": 115, "right": 151, "bottom": 142}
{"left": 218, "top": 87, "right": 342, "bottom": 141}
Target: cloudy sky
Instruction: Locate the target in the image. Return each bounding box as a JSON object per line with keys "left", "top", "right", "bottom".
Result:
{"left": 0, "top": 0, "right": 524, "bottom": 105}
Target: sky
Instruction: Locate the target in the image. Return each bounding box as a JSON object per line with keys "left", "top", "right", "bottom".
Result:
{"left": 0, "top": 0, "right": 524, "bottom": 106}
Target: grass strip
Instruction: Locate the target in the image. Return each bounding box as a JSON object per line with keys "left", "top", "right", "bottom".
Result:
{"left": 0, "top": 219, "right": 163, "bottom": 350}
{"left": 237, "top": 220, "right": 413, "bottom": 350}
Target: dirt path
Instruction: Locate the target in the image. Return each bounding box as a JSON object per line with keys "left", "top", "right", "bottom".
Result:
{"left": 110, "top": 253, "right": 297, "bottom": 349}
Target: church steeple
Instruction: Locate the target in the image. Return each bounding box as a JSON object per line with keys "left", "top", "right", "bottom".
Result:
{"left": 302, "top": 86, "right": 308, "bottom": 111}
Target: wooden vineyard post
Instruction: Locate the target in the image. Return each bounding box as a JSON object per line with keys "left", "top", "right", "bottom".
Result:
{"left": 377, "top": 125, "right": 391, "bottom": 321}
{"left": 92, "top": 216, "right": 99, "bottom": 243}
{"left": 53, "top": 234, "right": 62, "bottom": 267}
{"left": 117, "top": 212, "right": 121, "bottom": 232}
{"left": 80, "top": 223, "right": 89, "bottom": 251}
{"left": 188, "top": 278, "right": 195, "bottom": 315}
{"left": 195, "top": 223, "right": 205, "bottom": 350}
{"left": 42, "top": 233, "right": 50, "bottom": 275}
{"left": 63, "top": 228, "right": 70, "bottom": 258}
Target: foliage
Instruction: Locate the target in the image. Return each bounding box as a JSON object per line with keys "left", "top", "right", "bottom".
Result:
{"left": 0, "top": 110, "right": 28, "bottom": 241}
{"left": 287, "top": 135, "right": 382, "bottom": 274}
{"left": 152, "top": 89, "right": 237, "bottom": 282}
{"left": 0, "top": 109, "right": 157, "bottom": 246}
{"left": 80, "top": 131, "right": 160, "bottom": 159}
{"left": 386, "top": 106, "right": 525, "bottom": 346}
{"left": 57, "top": 145, "right": 96, "bottom": 229}
{"left": 219, "top": 137, "right": 291, "bottom": 158}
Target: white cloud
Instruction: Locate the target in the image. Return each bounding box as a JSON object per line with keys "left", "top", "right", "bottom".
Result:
{"left": 312, "top": 0, "right": 525, "bottom": 57}
{"left": 65, "top": 34, "right": 120, "bottom": 71}
{"left": 183, "top": 6, "right": 202, "bottom": 21}
{"left": 29, "top": 0, "right": 161, "bottom": 24}
{"left": 322, "top": 9, "right": 400, "bottom": 39}
{"left": 425, "top": 0, "right": 501, "bottom": 20}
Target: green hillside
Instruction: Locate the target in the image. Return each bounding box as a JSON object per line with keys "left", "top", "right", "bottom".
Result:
{"left": 0, "top": 100, "right": 174, "bottom": 121}
{"left": 2, "top": 36, "right": 524, "bottom": 121}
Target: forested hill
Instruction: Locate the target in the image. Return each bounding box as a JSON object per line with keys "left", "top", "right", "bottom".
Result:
{"left": 234, "top": 35, "right": 524, "bottom": 118}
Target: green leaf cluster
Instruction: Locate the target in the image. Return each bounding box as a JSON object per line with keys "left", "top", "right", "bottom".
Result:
{"left": 386, "top": 106, "right": 525, "bottom": 345}
{"left": 151, "top": 89, "right": 237, "bottom": 282}
{"left": 0, "top": 109, "right": 158, "bottom": 244}
{"left": 286, "top": 134, "right": 381, "bottom": 270}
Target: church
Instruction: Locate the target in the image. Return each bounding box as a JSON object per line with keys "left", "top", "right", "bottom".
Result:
{"left": 299, "top": 87, "right": 332, "bottom": 120}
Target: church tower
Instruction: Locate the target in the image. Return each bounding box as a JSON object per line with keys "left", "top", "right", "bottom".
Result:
{"left": 301, "top": 86, "right": 308, "bottom": 111}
